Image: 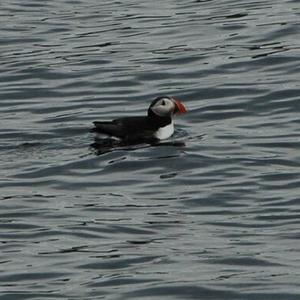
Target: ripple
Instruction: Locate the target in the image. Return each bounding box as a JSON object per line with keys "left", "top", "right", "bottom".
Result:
{"left": 1, "top": 0, "right": 300, "bottom": 299}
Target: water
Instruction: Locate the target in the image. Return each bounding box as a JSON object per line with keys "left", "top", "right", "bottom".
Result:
{"left": 1, "top": 0, "right": 300, "bottom": 299}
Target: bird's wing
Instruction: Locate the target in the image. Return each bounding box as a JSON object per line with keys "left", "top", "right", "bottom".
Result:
{"left": 92, "top": 120, "right": 125, "bottom": 137}
{"left": 92, "top": 116, "right": 157, "bottom": 140}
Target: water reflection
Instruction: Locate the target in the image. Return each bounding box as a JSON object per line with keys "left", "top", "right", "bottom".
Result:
{"left": 90, "top": 136, "right": 186, "bottom": 156}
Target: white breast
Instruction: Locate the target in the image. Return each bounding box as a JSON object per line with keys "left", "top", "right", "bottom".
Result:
{"left": 154, "top": 122, "right": 174, "bottom": 140}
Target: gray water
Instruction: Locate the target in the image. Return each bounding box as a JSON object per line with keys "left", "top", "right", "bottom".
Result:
{"left": 1, "top": 0, "right": 300, "bottom": 299}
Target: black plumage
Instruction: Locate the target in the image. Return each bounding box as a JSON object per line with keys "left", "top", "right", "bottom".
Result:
{"left": 92, "top": 115, "right": 171, "bottom": 142}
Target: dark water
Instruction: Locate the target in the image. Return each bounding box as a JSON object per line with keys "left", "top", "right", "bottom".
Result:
{"left": 1, "top": 0, "right": 300, "bottom": 299}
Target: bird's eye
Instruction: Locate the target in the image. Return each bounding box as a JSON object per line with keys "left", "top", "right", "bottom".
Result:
{"left": 161, "top": 100, "right": 166, "bottom": 105}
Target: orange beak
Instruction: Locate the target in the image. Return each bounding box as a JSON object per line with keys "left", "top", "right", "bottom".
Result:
{"left": 172, "top": 97, "right": 187, "bottom": 114}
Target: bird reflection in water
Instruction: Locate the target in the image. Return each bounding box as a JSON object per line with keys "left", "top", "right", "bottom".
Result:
{"left": 90, "top": 136, "right": 186, "bottom": 156}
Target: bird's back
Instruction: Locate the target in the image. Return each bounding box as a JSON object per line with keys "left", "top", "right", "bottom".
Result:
{"left": 93, "top": 116, "right": 159, "bottom": 141}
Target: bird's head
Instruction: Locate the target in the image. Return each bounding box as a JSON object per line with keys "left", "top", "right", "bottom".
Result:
{"left": 148, "top": 96, "right": 187, "bottom": 118}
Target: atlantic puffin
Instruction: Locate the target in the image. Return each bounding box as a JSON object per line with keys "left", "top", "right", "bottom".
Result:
{"left": 91, "top": 96, "right": 187, "bottom": 142}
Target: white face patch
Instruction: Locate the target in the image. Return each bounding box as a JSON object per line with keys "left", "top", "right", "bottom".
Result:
{"left": 150, "top": 98, "right": 175, "bottom": 117}
{"left": 154, "top": 122, "right": 174, "bottom": 140}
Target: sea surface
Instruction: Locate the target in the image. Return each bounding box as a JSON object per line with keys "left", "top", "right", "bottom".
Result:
{"left": 1, "top": 0, "right": 300, "bottom": 299}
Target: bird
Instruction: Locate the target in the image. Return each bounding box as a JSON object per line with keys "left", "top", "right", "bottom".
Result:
{"left": 91, "top": 96, "right": 187, "bottom": 143}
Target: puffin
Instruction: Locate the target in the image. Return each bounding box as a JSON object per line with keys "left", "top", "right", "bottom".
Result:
{"left": 91, "top": 96, "right": 187, "bottom": 143}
